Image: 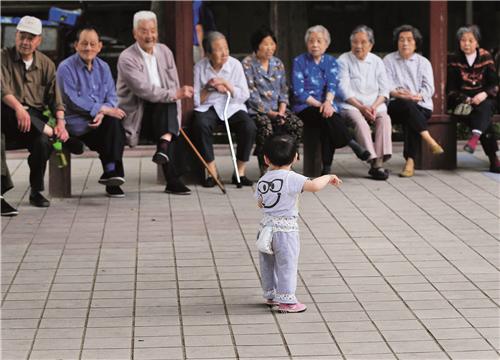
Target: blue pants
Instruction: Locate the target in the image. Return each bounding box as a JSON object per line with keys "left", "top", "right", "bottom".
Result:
{"left": 259, "top": 231, "right": 300, "bottom": 304}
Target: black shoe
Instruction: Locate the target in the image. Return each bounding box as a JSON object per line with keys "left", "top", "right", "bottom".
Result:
{"left": 105, "top": 185, "right": 125, "bottom": 198}
{"left": 152, "top": 150, "right": 169, "bottom": 165}
{"left": 29, "top": 192, "right": 50, "bottom": 207}
{"left": 368, "top": 167, "right": 389, "bottom": 181}
{"left": 1, "top": 197, "right": 18, "bottom": 216}
{"left": 489, "top": 162, "right": 500, "bottom": 174}
{"left": 165, "top": 180, "right": 191, "bottom": 195}
{"left": 232, "top": 174, "right": 253, "bottom": 187}
{"left": 63, "top": 137, "right": 84, "bottom": 155}
{"left": 202, "top": 176, "right": 216, "bottom": 188}
{"left": 99, "top": 172, "right": 125, "bottom": 186}
{"left": 349, "top": 140, "right": 371, "bottom": 161}
{"left": 358, "top": 150, "right": 371, "bottom": 161}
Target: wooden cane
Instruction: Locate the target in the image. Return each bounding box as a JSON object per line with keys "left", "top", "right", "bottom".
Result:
{"left": 179, "top": 128, "right": 226, "bottom": 194}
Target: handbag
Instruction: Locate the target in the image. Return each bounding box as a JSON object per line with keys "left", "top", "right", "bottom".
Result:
{"left": 453, "top": 102, "right": 472, "bottom": 116}
{"left": 256, "top": 225, "right": 274, "bottom": 254}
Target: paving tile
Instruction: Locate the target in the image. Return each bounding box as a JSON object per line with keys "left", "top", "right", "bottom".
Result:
{"left": 36, "top": 327, "right": 85, "bottom": 339}
{"left": 29, "top": 349, "right": 80, "bottom": 360}
{"left": 343, "top": 355, "right": 397, "bottom": 360}
{"left": 81, "top": 348, "right": 131, "bottom": 359}
{"left": 184, "top": 334, "right": 233, "bottom": 347}
{"left": 395, "top": 352, "right": 449, "bottom": 360}
{"left": 234, "top": 345, "right": 289, "bottom": 358}
{"left": 388, "top": 340, "right": 442, "bottom": 353}
{"left": 38, "top": 317, "right": 86, "bottom": 329}
{"left": 134, "top": 336, "right": 182, "bottom": 348}
{"left": 429, "top": 327, "right": 483, "bottom": 340}
{"left": 1, "top": 349, "right": 30, "bottom": 360}
{"left": 448, "top": 350, "right": 500, "bottom": 359}
{"left": 288, "top": 343, "right": 340, "bottom": 356}
{"left": 284, "top": 332, "right": 334, "bottom": 345}
{"left": 185, "top": 346, "right": 236, "bottom": 359}
{"left": 133, "top": 347, "right": 183, "bottom": 360}
{"left": 439, "top": 338, "right": 495, "bottom": 352}
{"left": 33, "top": 338, "right": 82, "bottom": 350}
{"left": 83, "top": 335, "right": 132, "bottom": 349}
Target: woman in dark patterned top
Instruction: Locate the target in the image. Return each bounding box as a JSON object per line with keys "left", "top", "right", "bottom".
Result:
{"left": 242, "top": 27, "right": 303, "bottom": 175}
{"left": 447, "top": 25, "right": 499, "bottom": 173}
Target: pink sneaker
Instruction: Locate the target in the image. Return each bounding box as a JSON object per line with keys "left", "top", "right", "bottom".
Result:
{"left": 277, "top": 302, "right": 307, "bottom": 313}
{"left": 464, "top": 134, "right": 480, "bottom": 153}
{"left": 265, "top": 299, "right": 279, "bottom": 306}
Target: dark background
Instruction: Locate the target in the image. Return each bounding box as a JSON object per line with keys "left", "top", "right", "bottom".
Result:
{"left": 2, "top": 1, "right": 499, "bottom": 61}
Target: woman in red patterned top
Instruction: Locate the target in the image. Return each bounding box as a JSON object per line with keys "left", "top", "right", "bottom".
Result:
{"left": 447, "top": 25, "right": 499, "bottom": 173}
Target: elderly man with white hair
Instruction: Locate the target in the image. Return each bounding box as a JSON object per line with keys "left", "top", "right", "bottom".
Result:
{"left": 338, "top": 25, "right": 393, "bottom": 180}
{"left": 117, "top": 10, "right": 194, "bottom": 195}
{"left": 291, "top": 25, "right": 370, "bottom": 176}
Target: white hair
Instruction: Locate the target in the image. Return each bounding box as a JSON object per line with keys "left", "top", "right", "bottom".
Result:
{"left": 133, "top": 11, "right": 157, "bottom": 29}
{"left": 305, "top": 25, "right": 331, "bottom": 46}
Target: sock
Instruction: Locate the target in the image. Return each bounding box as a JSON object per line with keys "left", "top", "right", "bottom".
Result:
{"left": 104, "top": 162, "right": 116, "bottom": 173}
{"left": 157, "top": 139, "right": 170, "bottom": 153}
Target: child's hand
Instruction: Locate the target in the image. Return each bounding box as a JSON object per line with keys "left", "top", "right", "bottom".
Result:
{"left": 257, "top": 196, "right": 264, "bottom": 208}
{"left": 329, "top": 175, "right": 342, "bottom": 187}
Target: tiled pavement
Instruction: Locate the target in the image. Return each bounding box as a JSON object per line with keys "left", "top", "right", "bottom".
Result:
{"left": 1, "top": 146, "right": 499, "bottom": 360}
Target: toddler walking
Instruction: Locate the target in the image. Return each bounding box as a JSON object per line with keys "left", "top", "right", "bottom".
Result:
{"left": 255, "top": 134, "right": 342, "bottom": 313}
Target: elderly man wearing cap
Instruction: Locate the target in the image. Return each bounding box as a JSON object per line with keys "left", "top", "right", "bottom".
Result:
{"left": 1, "top": 16, "right": 81, "bottom": 208}
{"left": 117, "top": 10, "right": 194, "bottom": 195}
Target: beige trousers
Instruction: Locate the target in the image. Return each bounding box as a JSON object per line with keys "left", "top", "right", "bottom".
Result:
{"left": 341, "top": 108, "right": 393, "bottom": 161}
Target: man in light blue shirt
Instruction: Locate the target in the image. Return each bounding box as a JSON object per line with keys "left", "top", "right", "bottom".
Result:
{"left": 57, "top": 26, "right": 127, "bottom": 197}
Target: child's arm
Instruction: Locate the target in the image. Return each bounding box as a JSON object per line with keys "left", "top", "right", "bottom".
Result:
{"left": 303, "top": 174, "right": 342, "bottom": 193}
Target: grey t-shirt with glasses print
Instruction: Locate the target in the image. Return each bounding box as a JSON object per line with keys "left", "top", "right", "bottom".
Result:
{"left": 254, "top": 169, "right": 308, "bottom": 218}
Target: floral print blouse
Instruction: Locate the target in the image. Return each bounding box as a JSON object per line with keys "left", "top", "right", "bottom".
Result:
{"left": 242, "top": 54, "right": 289, "bottom": 115}
{"left": 291, "top": 52, "right": 341, "bottom": 114}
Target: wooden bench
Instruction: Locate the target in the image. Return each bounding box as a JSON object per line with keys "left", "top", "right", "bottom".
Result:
{"left": 47, "top": 114, "right": 499, "bottom": 197}
{"left": 301, "top": 113, "right": 500, "bottom": 176}
{"left": 48, "top": 128, "right": 203, "bottom": 198}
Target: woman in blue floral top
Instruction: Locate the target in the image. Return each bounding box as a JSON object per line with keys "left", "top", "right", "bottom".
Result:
{"left": 292, "top": 25, "right": 370, "bottom": 175}
{"left": 242, "top": 27, "right": 303, "bottom": 175}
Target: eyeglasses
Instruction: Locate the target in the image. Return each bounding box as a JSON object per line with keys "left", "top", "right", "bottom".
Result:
{"left": 257, "top": 179, "right": 283, "bottom": 194}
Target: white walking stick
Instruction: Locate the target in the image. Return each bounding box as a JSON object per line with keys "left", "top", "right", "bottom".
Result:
{"left": 223, "top": 91, "right": 241, "bottom": 187}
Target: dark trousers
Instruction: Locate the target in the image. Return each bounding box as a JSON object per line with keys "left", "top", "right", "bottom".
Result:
{"left": 141, "top": 102, "right": 179, "bottom": 141}
{"left": 388, "top": 99, "right": 431, "bottom": 160}
{"left": 455, "top": 99, "right": 498, "bottom": 157}
{"left": 297, "top": 107, "right": 351, "bottom": 166}
{"left": 1, "top": 104, "right": 52, "bottom": 192}
{"left": 77, "top": 116, "right": 126, "bottom": 177}
{"left": 141, "top": 102, "right": 186, "bottom": 180}
{"left": 1, "top": 132, "right": 13, "bottom": 194}
{"left": 191, "top": 107, "right": 257, "bottom": 163}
